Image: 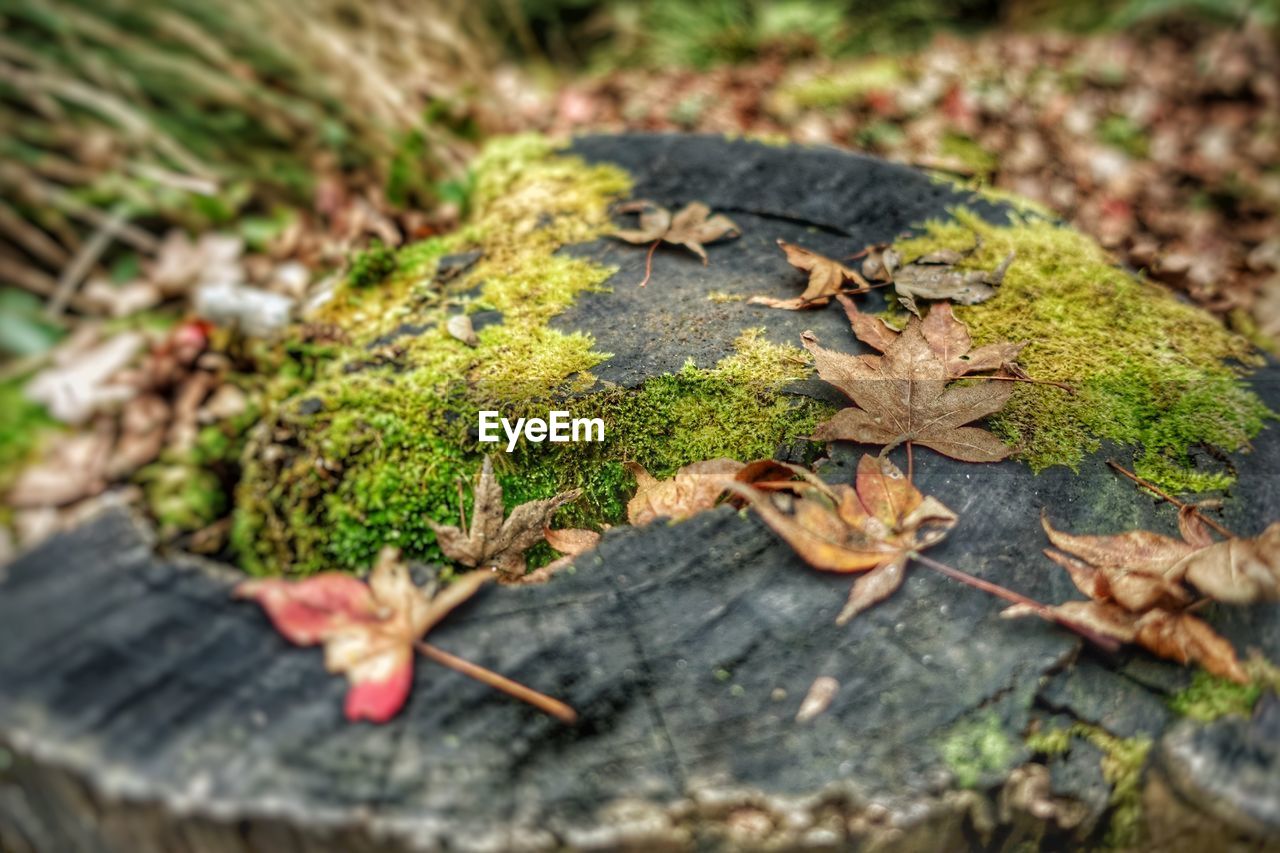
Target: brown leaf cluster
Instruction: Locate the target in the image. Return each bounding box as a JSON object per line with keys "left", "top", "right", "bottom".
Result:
{"left": 1004, "top": 510, "right": 1280, "bottom": 682}
{"left": 861, "top": 239, "right": 1014, "bottom": 316}
{"left": 802, "top": 300, "right": 1025, "bottom": 462}
{"left": 728, "top": 453, "right": 956, "bottom": 624}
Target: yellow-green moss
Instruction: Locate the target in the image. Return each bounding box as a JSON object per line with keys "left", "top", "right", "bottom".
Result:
{"left": 939, "top": 712, "right": 1017, "bottom": 789}
{"left": 1169, "top": 658, "right": 1280, "bottom": 721}
{"left": 893, "top": 210, "right": 1270, "bottom": 493}
{"left": 1024, "top": 721, "right": 1151, "bottom": 847}
{"left": 232, "top": 136, "right": 827, "bottom": 574}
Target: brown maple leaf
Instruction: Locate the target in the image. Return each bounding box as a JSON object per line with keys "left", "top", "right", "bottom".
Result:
{"left": 428, "top": 457, "right": 581, "bottom": 582}
{"left": 237, "top": 547, "right": 575, "bottom": 723}
{"left": 522, "top": 526, "right": 604, "bottom": 584}
{"left": 1001, "top": 510, "right": 1265, "bottom": 683}
{"left": 862, "top": 238, "right": 1015, "bottom": 316}
{"left": 750, "top": 240, "right": 870, "bottom": 309}
{"left": 611, "top": 200, "right": 739, "bottom": 286}
{"left": 801, "top": 303, "right": 1023, "bottom": 462}
{"left": 727, "top": 454, "right": 957, "bottom": 623}
{"left": 625, "top": 458, "right": 794, "bottom": 526}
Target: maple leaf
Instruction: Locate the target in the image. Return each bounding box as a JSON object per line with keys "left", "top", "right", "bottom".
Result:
{"left": 801, "top": 303, "right": 1023, "bottom": 462}
{"left": 236, "top": 548, "right": 492, "bottom": 722}
{"left": 1000, "top": 511, "right": 1260, "bottom": 683}
{"left": 612, "top": 200, "right": 740, "bottom": 263}
{"left": 428, "top": 457, "right": 582, "bottom": 582}
{"left": 750, "top": 240, "right": 870, "bottom": 309}
{"left": 728, "top": 454, "right": 957, "bottom": 623}
{"left": 862, "top": 240, "right": 1015, "bottom": 316}
{"left": 625, "top": 457, "right": 794, "bottom": 526}
{"left": 521, "top": 526, "right": 603, "bottom": 584}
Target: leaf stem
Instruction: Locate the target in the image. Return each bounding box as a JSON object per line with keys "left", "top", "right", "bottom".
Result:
{"left": 415, "top": 641, "right": 577, "bottom": 724}
{"left": 909, "top": 552, "right": 1122, "bottom": 653}
{"left": 977, "top": 374, "right": 1075, "bottom": 393}
{"left": 1105, "top": 460, "right": 1234, "bottom": 539}
{"left": 639, "top": 240, "right": 659, "bottom": 287}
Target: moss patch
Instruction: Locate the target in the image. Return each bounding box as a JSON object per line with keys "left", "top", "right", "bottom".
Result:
{"left": 1168, "top": 658, "right": 1280, "bottom": 721}
{"left": 893, "top": 210, "right": 1270, "bottom": 492}
{"left": 233, "top": 137, "right": 827, "bottom": 574}
{"left": 1025, "top": 721, "right": 1152, "bottom": 847}
{"left": 939, "top": 711, "right": 1017, "bottom": 789}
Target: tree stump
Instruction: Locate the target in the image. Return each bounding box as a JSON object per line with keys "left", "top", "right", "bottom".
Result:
{"left": 2, "top": 135, "right": 1278, "bottom": 852}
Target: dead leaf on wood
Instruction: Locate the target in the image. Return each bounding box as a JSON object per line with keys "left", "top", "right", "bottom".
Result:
{"left": 1168, "top": 521, "right": 1280, "bottom": 605}
{"left": 750, "top": 240, "right": 869, "bottom": 309}
{"left": 862, "top": 238, "right": 1015, "bottom": 316}
{"left": 428, "top": 457, "right": 581, "bottom": 582}
{"left": 236, "top": 547, "right": 489, "bottom": 722}
{"left": 625, "top": 458, "right": 794, "bottom": 526}
{"left": 1001, "top": 511, "right": 1262, "bottom": 683}
{"left": 796, "top": 675, "right": 839, "bottom": 722}
{"left": 611, "top": 200, "right": 740, "bottom": 264}
{"left": 802, "top": 305, "right": 1021, "bottom": 461}
{"left": 728, "top": 454, "right": 956, "bottom": 623}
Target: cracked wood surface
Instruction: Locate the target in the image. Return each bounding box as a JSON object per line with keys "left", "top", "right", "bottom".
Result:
{"left": 1, "top": 135, "right": 1278, "bottom": 851}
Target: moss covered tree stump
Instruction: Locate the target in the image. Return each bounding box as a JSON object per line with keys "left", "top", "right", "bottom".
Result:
{"left": 2, "top": 135, "right": 1278, "bottom": 851}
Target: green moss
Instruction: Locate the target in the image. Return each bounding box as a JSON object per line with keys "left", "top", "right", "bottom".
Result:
{"left": 347, "top": 240, "right": 398, "bottom": 288}
{"left": 893, "top": 211, "right": 1270, "bottom": 492}
{"left": 939, "top": 712, "right": 1017, "bottom": 789}
{"left": 1023, "top": 721, "right": 1151, "bottom": 847}
{"left": 938, "top": 132, "right": 997, "bottom": 180}
{"left": 234, "top": 136, "right": 825, "bottom": 574}
{"left": 1169, "top": 658, "right": 1280, "bottom": 721}
{"left": 774, "top": 58, "right": 904, "bottom": 111}
{"left": 0, "top": 379, "right": 56, "bottom": 491}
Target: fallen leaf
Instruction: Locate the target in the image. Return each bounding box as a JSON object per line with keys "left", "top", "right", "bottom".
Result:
{"left": 1001, "top": 511, "right": 1257, "bottom": 683}
{"left": 523, "top": 526, "right": 603, "bottom": 584}
{"left": 26, "top": 330, "right": 144, "bottom": 424}
{"left": 236, "top": 546, "right": 490, "bottom": 722}
{"left": 801, "top": 306, "right": 1019, "bottom": 461}
{"left": 611, "top": 200, "right": 740, "bottom": 264}
{"left": 728, "top": 454, "right": 956, "bottom": 623}
{"left": 428, "top": 457, "right": 581, "bottom": 582}
{"left": 1168, "top": 521, "right": 1280, "bottom": 605}
{"left": 750, "top": 240, "right": 869, "bottom": 309}
{"left": 862, "top": 239, "right": 1014, "bottom": 315}
{"left": 796, "top": 676, "right": 839, "bottom": 722}
{"left": 624, "top": 457, "right": 794, "bottom": 525}
{"left": 446, "top": 314, "right": 479, "bottom": 347}
{"left": 5, "top": 424, "right": 114, "bottom": 508}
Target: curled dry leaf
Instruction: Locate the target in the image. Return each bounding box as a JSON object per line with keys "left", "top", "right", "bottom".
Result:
{"left": 796, "top": 676, "right": 840, "bottom": 722}
{"left": 624, "top": 458, "right": 795, "bottom": 526}
{"left": 522, "top": 526, "right": 603, "bottom": 584}
{"left": 1002, "top": 511, "right": 1272, "bottom": 683}
{"left": 428, "top": 457, "right": 582, "bottom": 582}
{"left": 862, "top": 238, "right": 1015, "bottom": 316}
{"left": 446, "top": 314, "right": 479, "bottom": 347}
{"left": 611, "top": 200, "right": 740, "bottom": 264}
{"left": 236, "top": 547, "right": 491, "bottom": 722}
{"left": 26, "top": 330, "right": 144, "bottom": 424}
{"left": 802, "top": 302, "right": 1024, "bottom": 462}
{"left": 750, "top": 240, "right": 869, "bottom": 310}
{"left": 728, "top": 454, "right": 956, "bottom": 624}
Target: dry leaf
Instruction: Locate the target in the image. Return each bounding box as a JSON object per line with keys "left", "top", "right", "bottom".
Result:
{"left": 796, "top": 676, "right": 839, "bottom": 722}
{"left": 446, "top": 314, "right": 479, "bottom": 347}
{"left": 728, "top": 454, "right": 956, "bottom": 623}
{"left": 611, "top": 200, "right": 740, "bottom": 264}
{"left": 1002, "top": 512, "right": 1257, "bottom": 683}
{"left": 236, "top": 547, "right": 491, "bottom": 722}
{"left": 523, "top": 526, "right": 603, "bottom": 584}
{"left": 624, "top": 458, "right": 793, "bottom": 525}
{"left": 750, "top": 240, "right": 869, "bottom": 309}
{"left": 26, "top": 330, "right": 144, "bottom": 424}
{"left": 428, "top": 457, "right": 581, "bottom": 582}
{"left": 862, "top": 239, "right": 1014, "bottom": 315}
{"left": 1168, "top": 521, "right": 1280, "bottom": 605}
{"left": 5, "top": 425, "right": 114, "bottom": 508}
{"left": 801, "top": 305, "right": 1020, "bottom": 462}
